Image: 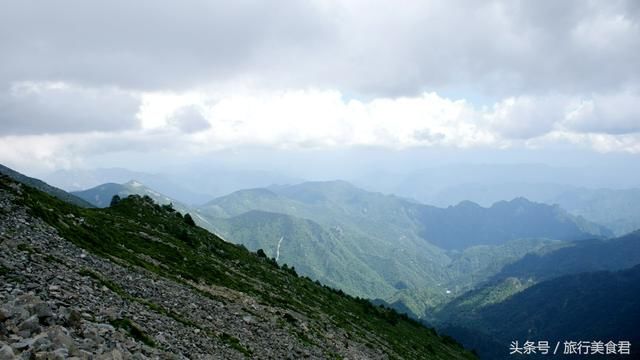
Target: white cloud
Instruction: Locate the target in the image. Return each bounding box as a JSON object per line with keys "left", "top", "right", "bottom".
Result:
{"left": 484, "top": 96, "right": 566, "bottom": 139}
{"left": 562, "top": 90, "right": 640, "bottom": 134}
{"left": 1, "top": 85, "right": 639, "bottom": 174}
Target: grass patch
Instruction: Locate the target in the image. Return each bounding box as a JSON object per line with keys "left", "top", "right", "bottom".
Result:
{"left": 220, "top": 332, "right": 253, "bottom": 357}
{"left": 0, "top": 264, "right": 10, "bottom": 276}
{"left": 78, "top": 268, "right": 128, "bottom": 298}
{"left": 110, "top": 318, "right": 156, "bottom": 347}
{"left": 17, "top": 243, "right": 35, "bottom": 254}
{"left": 45, "top": 254, "right": 65, "bottom": 265}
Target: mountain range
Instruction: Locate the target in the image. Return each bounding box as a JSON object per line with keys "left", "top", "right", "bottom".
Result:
{"left": 0, "top": 168, "right": 475, "bottom": 359}
{"left": 72, "top": 177, "right": 614, "bottom": 317}
{"left": 431, "top": 230, "right": 640, "bottom": 358}
{"left": 3, "top": 163, "right": 640, "bottom": 359}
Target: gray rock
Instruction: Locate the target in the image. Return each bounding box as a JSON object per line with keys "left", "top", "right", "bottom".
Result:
{"left": 11, "top": 337, "right": 35, "bottom": 350}
{"left": 52, "top": 347, "right": 69, "bottom": 358}
{"left": 33, "top": 303, "right": 53, "bottom": 320}
{"left": 0, "top": 344, "right": 14, "bottom": 360}
{"left": 0, "top": 308, "right": 8, "bottom": 322}
{"left": 48, "top": 327, "right": 74, "bottom": 349}
{"left": 19, "top": 315, "right": 40, "bottom": 335}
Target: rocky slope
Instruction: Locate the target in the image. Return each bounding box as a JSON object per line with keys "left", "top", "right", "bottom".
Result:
{"left": 0, "top": 175, "right": 475, "bottom": 359}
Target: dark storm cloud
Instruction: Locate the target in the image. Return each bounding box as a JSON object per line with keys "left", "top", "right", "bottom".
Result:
{"left": 0, "top": 1, "right": 638, "bottom": 96}
{"left": 0, "top": 83, "right": 140, "bottom": 135}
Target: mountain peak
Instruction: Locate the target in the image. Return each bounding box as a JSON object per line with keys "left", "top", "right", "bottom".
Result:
{"left": 124, "top": 179, "right": 145, "bottom": 188}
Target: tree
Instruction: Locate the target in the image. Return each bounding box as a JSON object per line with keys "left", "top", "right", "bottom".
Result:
{"left": 184, "top": 213, "right": 196, "bottom": 227}
{"left": 161, "top": 202, "right": 175, "bottom": 212}
{"left": 256, "top": 249, "right": 267, "bottom": 258}
{"left": 110, "top": 195, "right": 121, "bottom": 207}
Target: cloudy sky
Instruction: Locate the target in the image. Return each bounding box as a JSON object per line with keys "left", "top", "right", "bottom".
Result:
{"left": 0, "top": 0, "right": 639, "bottom": 177}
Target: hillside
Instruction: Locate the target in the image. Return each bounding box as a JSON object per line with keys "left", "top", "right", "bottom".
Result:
{"left": 72, "top": 180, "right": 182, "bottom": 208}
{"left": 0, "top": 174, "right": 476, "bottom": 359}
{"left": 430, "top": 182, "right": 640, "bottom": 236}
{"left": 69, "top": 179, "right": 615, "bottom": 319}
{"left": 491, "top": 230, "right": 640, "bottom": 282}
{"left": 0, "top": 164, "right": 93, "bottom": 208}
{"left": 415, "top": 197, "right": 611, "bottom": 249}
{"left": 432, "top": 231, "right": 640, "bottom": 326}
{"left": 429, "top": 231, "right": 640, "bottom": 358}
{"left": 437, "top": 266, "right": 640, "bottom": 359}
{"left": 196, "top": 181, "right": 610, "bottom": 310}
{"left": 211, "top": 210, "right": 395, "bottom": 298}
{"left": 383, "top": 238, "right": 568, "bottom": 318}
{"left": 202, "top": 182, "right": 611, "bottom": 250}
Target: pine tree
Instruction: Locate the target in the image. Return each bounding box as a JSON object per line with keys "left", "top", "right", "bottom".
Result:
{"left": 184, "top": 213, "right": 196, "bottom": 227}
{"left": 110, "top": 195, "right": 121, "bottom": 207}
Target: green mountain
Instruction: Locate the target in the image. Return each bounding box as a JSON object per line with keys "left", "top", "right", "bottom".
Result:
{"left": 71, "top": 179, "right": 615, "bottom": 318}
{"left": 433, "top": 231, "right": 640, "bottom": 325}
{"left": 0, "top": 172, "right": 476, "bottom": 359}
{"left": 430, "top": 182, "right": 640, "bottom": 236}
{"left": 552, "top": 188, "right": 640, "bottom": 236}
{"left": 415, "top": 197, "right": 611, "bottom": 249}
{"left": 438, "top": 265, "right": 640, "bottom": 359}
{"left": 71, "top": 180, "right": 218, "bottom": 230}
{"left": 72, "top": 180, "right": 180, "bottom": 208}
{"left": 211, "top": 210, "right": 394, "bottom": 297}
{"left": 199, "top": 182, "right": 453, "bottom": 298}
{"left": 195, "top": 181, "right": 611, "bottom": 315}
{"left": 385, "top": 238, "right": 568, "bottom": 318}
{"left": 202, "top": 182, "right": 611, "bottom": 250}
{"left": 0, "top": 164, "right": 93, "bottom": 208}
{"left": 431, "top": 231, "right": 640, "bottom": 358}
{"left": 490, "top": 230, "right": 640, "bottom": 282}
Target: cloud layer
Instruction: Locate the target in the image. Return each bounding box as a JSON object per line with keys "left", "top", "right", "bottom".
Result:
{"left": 0, "top": 0, "right": 639, "bottom": 171}
{"left": 1, "top": 0, "right": 638, "bottom": 95}
{"left": 1, "top": 87, "right": 639, "bottom": 172}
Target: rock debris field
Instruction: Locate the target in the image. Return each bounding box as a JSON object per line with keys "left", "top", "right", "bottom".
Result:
{"left": 0, "top": 187, "right": 384, "bottom": 359}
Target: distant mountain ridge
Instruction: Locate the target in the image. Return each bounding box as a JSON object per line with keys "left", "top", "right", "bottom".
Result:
{"left": 203, "top": 181, "right": 612, "bottom": 249}
{"left": 72, "top": 180, "right": 181, "bottom": 208}
{"left": 437, "top": 264, "right": 640, "bottom": 359}
{"left": 193, "top": 180, "right": 613, "bottom": 312}
{"left": 430, "top": 230, "right": 640, "bottom": 358}
{"left": 428, "top": 182, "right": 640, "bottom": 236}
{"left": 68, "top": 176, "right": 616, "bottom": 319}
{"left": 5, "top": 163, "right": 639, "bottom": 360}
{"left": 0, "top": 170, "right": 476, "bottom": 359}
{"left": 416, "top": 197, "right": 611, "bottom": 249}
{"left": 0, "top": 164, "right": 93, "bottom": 208}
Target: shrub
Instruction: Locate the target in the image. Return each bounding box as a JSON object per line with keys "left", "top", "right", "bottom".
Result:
{"left": 184, "top": 213, "right": 196, "bottom": 227}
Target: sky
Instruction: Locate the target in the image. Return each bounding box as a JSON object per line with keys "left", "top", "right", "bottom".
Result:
{"left": 0, "top": 0, "right": 639, "bottom": 183}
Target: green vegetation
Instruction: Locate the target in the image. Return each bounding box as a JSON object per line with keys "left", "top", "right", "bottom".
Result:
{"left": 78, "top": 268, "right": 128, "bottom": 298}
{"left": 0, "top": 164, "right": 93, "bottom": 208}
{"left": 67, "top": 178, "right": 614, "bottom": 318}
{"left": 110, "top": 318, "right": 156, "bottom": 347}
{"left": 0, "top": 174, "right": 475, "bottom": 359}
{"left": 17, "top": 243, "right": 35, "bottom": 254}
{"left": 491, "top": 231, "right": 640, "bottom": 282}
{"left": 220, "top": 332, "right": 253, "bottom": 356}
{"left": 437, "top": 265, "right": 640, "bottom": 359}
{"left": 197, "top": 181, "right": 608, "bottom": 315}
